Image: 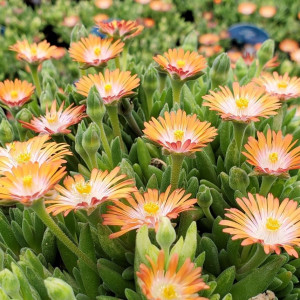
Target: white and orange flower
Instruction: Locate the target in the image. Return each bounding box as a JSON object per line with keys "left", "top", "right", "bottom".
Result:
{"left": 76, "top": 69, "right": 140, "bottom": 105}
{"left": 153, "top": 48, "right": 206, "bottom": 81}
{"left": 97, "top": 20, "right": 143, "bottom": 41}
{"left": 149, "top": 0, "right": 172, "bottom": 12}
{"left": 95, "top": 0, "right": 112, "bottom": 9}
{"left": 237, "top": 2, "right": 257, "bottom": 15}
{"left": 259, "top": 5, "right": 276, "bottom": 18}
{"left": 46, "top": 167, "right": 135, "bottom": 216}
{"left": 62, "top": 15, "right": 80, "bottom": 28}
{"left": 242, "top": 130, "right": 300, "bottom": 177}
{"left": 93, "top": 13, "right": 109, "bottom": 23}
{"left": 10, "top": 40, "right": 57, "bottom": 64}
{"left": 0, "top": 161, "right": 66, "bottom": 206}
{"left": 102, "top": 186, "right": 197, "bottom": 238}
{"left": 203, "top": 82, "right": 281, "bottom": 122}
{"left": 135, "top": 0, "right": 151, "bottom": 4}
{"left": 51, "top": 47, "right": 66, "bottom": 60}
{"left": 220, "top": 193, "right": 300, "bottom": 257}
{"left": 254, "top": 72, "right": 300, "bottom": 101}
{"left": 20, "top": 101, "right": 86, "bottom": 135}
{"left": 199, "top": 33, "right": 220, "bottom": 46}
{"left": 291, "top": 49, "right": 300, "bottom": 64}
{"left": 69, "top": 35, "right": 124, "bottom": 68}
{"left": 137, "top": 250, "right": 209, "bottom": 300}
{"left": 143, "top": 110, "right": 217, "bottom": 156}
{"left": 279, "top": 39, "right": 299, "bottom": 53}
{"left": 0, "top": 135, "right": 70, "bottom": 174}
{"left": 0, "top": 79, "right": 34, "bottom": 108}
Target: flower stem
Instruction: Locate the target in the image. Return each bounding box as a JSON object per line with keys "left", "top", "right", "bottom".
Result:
{"left": 31, "top": 199, "right": 97, "bottom": 273}
{"left": 170, "top": 154, "right": 184, "bottom": 191}
{"left": 67, "top": 133, "right": 75, "bottom": 141}
{"left": 115, "top": 56, "right": 121, "bottom": 69}
{"left": 97, "top": 119, "right": 113, "bottom": 166}
{"left": 237, "top": 244, "right": 268, "bottom": 276}
{"left": 158, "top": 72, "right": 167, "bottom": 93}
{"left": 126, "top": 112, "right": 143, "bottom": 136}
{"left": 146, "top": 93, "right": 153, "bottom": 119}
{"left": 121, "top": 44, "right": 128, "bottom": 71}
{"left": 272, "top": 105, "right": 285, "bottom": 132}
{"left": 106, "top": 104, "right": 124, "bottom": 150}
{"left": 80, "top": 68, "right": 86, "bottom": 77}
{"left": 171, "top": 79, "right": 184, "bottom": 106}
{"left": 233, "top": 121, "right": 248, "bottom": 165}
{"left": 259, "top": 176, "right": 277, "bottom": 197}
{"left": 30, "top": 64, "right": 42, "bottom": 98}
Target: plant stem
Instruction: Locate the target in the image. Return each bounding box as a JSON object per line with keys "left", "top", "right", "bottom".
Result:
{"left": 97, "top": 120, "right": 113, "bottom": 166}
{"left": 233, "top": 121, "right": 248, "bottom": 165}
{"left": 67, "top": 133, "right": 75, "bottom": 141}
{"left": 29, "top": 64, "right": 42, "bottom": 98}
{"left": 158, "top": 72, "right": 167, "bottom": 93}
{"left": 146, "top": 93, "right": 153, "bottom": 119}
{"left": 259, "top": 176, "right": 277, "bottom": 196}
{"left": 171, "top": 79, "right": 184, "bottom": 106}
{"left": 203, "top": 207, "right": 214, "bottom": 223}
{"left": 125, "top": 112, "right": 143, "bottom": 136}
{"left": 31, "top": 199, "right": 97, "bottom": 273}
{"left": 121, "top": 44, "right": 129, "bottom": 71}
{"left": 272, "top": 105, "right": 285, "bottom": 132}
{"left": 254, "top": 64, "right": 263, "bottom": 78}
{"left": 106, "top": 104, "right": 124, "bottom": 150}
{"left": 115, "top": 56, "right": 121, "bottom": 69}
{"left": 80, "top": 68, "right": 87, "bottom": 77}
{"left": 170, "top": 154, "right": 184, "bottom": 190}
{"left": 237, "top": 244, "right": 268, "bottom": 276}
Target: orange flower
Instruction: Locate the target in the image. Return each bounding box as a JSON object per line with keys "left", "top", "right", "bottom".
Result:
{"left": 0, "top": 79, "right": 34, "bottom": 108}
{"left": 198, "top": 45, "right": 222, "bottom": 58}
{"left": 143, "top": 110, "right": 217, "bottom": 156}
{"left": 20, "top": 101, "right": 86, "bottom": 135}
{"left": 138, "top": 17, "right": 155, "bottom": 28}
{"left": 291, "top": 49, "right": 300, "bottom": 64}
{"left": 203, "top": 82, "right": 281, "bottom": 122}
{"left": 51, "top": 47, "right": 66, "bottom": 60}
{"left": 93, "top": 13, "right": 109, "bottom": 23}
{"left": 242, "top": 130, "right": 300, "bottom": 177}
{"left": 97, "top": 20, "right": 143, "bottom": 41}
{"left": 237, "top": 2, "right": 257, "bottom": 15}
{"left": 95, "top": 0, "right": 112, "bottom": 9}
{"left": 214, "top": 0, "right": 222, "bottom": 4}
{"left": 76, "top": 69, "right": 140, "bottom": 105}
{"left": 10, "top": 40, "right": 57, "bottom": 64}
{"left": 153, "top": 48, "right": 206, "bottom": 81}
{"left": 62, "top": 15, "right": 80, "bottom": 28}
{"left": 220, "top": 193, "right": 300, "bottom": 257}
{"left": 102, "top": 186, "right": 197, "bottom": 238}
{"left": 69, "top": 35, "right": 124, "bottom": 68}
{"left": 135, "top": 0, "right": 151, "bottom": 4}
{"left": 137, "top": 250, "right": 209, "bottom": 300}
{"left": 0, "top": 161, "right": 66, "bottom": 206}
{"left": 149, "top": 0, "right": 172, "bottom": 12}
{"left": 254, "top": 72, "right": 300, "bottom": 101}
{"left": 199, "top": 33, "right": 219, "bottom": 46}
{"left": 46, "top": 167, "right": 135, "bottom": 216}
{"left": 227, "top": 51, "right": 242, "bottom": 68}
{"left": 259, "top": 5, "right": 276, "bottom": 18}
{"left": 0, "top": 135, "right": 70, "bottom": 174}
{"left": 279, "top": 39, "right": 299, "bottom": 53}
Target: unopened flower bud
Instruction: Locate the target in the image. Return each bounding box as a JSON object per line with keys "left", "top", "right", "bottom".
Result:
{"left": 40, "top": 84, "right": 54, "bottom": 113}
{"left": 71, "top": 24, "right": 88, "bottom": 43}
{"left": 257, "top": 39, "right": 274, "bottom": 68}
{"left": 197, "top": 185, "right": 213, "bottom": 208}
{"left": 44, "top": 277, "right": 76, "bottom": 300}
{"left": 280, "top": 60, "right": 293, "bottom": 75}
{"left": 82, "top": 122, "right": 101, "bottom": 158}
{"left": 156, "top": 217, "right": 176, "bottom": 251}
{"left": 15, "top": 108, "right": 33, "bottom": 140}
{"left": 0, "top": 269, "right": 20, "bottom": 298}
{"left": 229, "top": 166, "right": 249, "bottom": 194}
{"left": 87, "top": 86, "right": 106, "bottom": 122}
{"left": 210, "top": 53, "right": 231, "bottom": 89}
{"left": 0, "top": 119, "right": 14, "bottom": 145}
{"left": 182, "top": 31, "right": 198, "bottom": 52}
{"left": 143, "top": 66, "right": 157, "bottom": 97}
{"left": 235, "top": 57, "right": 248, "bottom": 80}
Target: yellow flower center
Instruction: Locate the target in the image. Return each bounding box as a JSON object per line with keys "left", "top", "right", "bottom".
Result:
{"left": 94, "top": 47, "right": 101, "bottom": 56}
{"left": 144, "top": 202, "right": 159, "bottom": 214}
{"left": 173, "top": 130, "right": 184, "bottom": 141}
{"left": 16, "top": 152, "right": 31, "bottom": 164}
{"left": 46, "top": 113, "right": 58, "bottom": 124}
{"left": 162, "top": 285, "right": 177, "bottom": 299}
{"left": 104, "top": 83, "right": 112, "bottom": 92}
{"left": 277, "top": 81, "right": 288, "bottom": 89}
{"left": 30, "top": 47, "right": 37, "bottom": 55}
{"left": 112, "top": 20, "right": 118, "bottom": 28}
{"left": 266, "top": 217, "right": 281, "bottom": 231}
{"left": 22, "top": 175, "right": 33, "bottom": 187}
{"left": 269, "top": 152, "right": 278, "bottom": 163}
{"left": 10, "top": 90, "right": 18, "bottom": 99}
{"left": 75, "top": 182, "right": 92, "bottom": 194}
{"left": 176, "top": 60, "right": 185, "bottom": 68}
{"left": 236, "top": 97, "right": 249, "bottom": 109}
